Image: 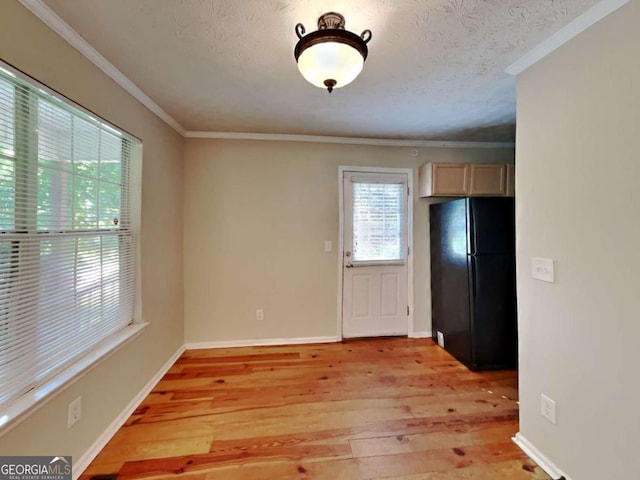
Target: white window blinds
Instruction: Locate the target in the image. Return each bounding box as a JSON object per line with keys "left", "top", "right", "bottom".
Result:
{"left": 0, "top": 65, "right": 138, "bottom": 411}
{"left": 352, "top": 179, "right": 407, "bottom": 262}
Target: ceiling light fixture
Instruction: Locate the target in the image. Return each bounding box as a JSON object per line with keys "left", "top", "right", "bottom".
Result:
{"left": 294, "top": 12, "right": 372, "bottom": 93}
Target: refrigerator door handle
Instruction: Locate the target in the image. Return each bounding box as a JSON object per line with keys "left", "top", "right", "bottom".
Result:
{"left": 469, "top": 255, "right": 478, "bottom": 301}
{"left": 468, "top": 200, "right": 477, "bottom": 255}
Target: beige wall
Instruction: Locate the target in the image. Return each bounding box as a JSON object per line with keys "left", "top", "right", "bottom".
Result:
{"left": 183, "top": 139, "right": 513, "bottom": 343}
{"left": 0, "top": 0, "right": 184, "bottom": 462}
{"left": 515, "top": 2, "right": 640, "bottom": 479}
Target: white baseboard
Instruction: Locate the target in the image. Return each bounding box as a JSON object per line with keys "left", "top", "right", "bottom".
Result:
{"left": 513, "top": 432, "right": 571, "bottom": 480}
{"left": 73, "top": 344, "right": 186, "bottom": 479}
{"left": 410, "top": 331, "right": 433, "bottom": 339}
{"left": 185, "top": 336, "right": 340, "bottom": 350}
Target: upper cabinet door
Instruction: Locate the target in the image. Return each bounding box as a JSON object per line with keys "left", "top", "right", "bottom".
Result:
{"left": 505, "top": 164, "right": 515, "bottom": 198}
{"left": 468, "top": 164, "right": 507, "bottom": 196}
{"left": 419, "top": 162, "right": 515, "bottom": 198}
{"left": 419, "top": 163, "right": 469, "bottom": 197}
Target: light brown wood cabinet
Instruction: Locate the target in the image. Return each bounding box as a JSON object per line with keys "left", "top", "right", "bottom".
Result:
{"left": 469, "top": 164, "right": 506, "bottom": 196}
{"left": 419, "top": 163, "right": 469, "bottom": 197}
{"left": 419, "top": 162, "right": 514, "bottom": 198}
{"left": 506, "top": 164, "right": 515, "bottom": 197}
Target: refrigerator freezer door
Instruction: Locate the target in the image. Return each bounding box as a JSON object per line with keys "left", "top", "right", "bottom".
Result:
{"left": 430, "top": 200, "right": 472, "bottom": 366}
{"left": 437, "top": 255, "right": 472, "bottom": 367}
{"left": 467, "top": 198, "right": 515, "bottom": 255}
{"left": 468, "top": 254, "right": 517, "bottom": 369}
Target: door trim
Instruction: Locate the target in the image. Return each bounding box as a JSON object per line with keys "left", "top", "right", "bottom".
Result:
{"left": 337, "top": 166, "right": 414, "bottom": 339}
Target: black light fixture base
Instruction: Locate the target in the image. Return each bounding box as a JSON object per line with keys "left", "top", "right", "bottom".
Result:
{"left": 324, "top": 79, "right": 337, "bottom": 93}
{"left": 317, "top": 12, "right": 345, "bottom": 30}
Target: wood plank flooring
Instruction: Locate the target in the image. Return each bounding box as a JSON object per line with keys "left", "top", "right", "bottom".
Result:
{"left": 81, "top": 338, "right": 549, "bottom": 480}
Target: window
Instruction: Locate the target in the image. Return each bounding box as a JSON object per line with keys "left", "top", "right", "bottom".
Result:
{"left": 0, "top": 64, "right": 140, "bottom": 416}
{"left": 352, "top": 177, "right": 407, "bottom": 262}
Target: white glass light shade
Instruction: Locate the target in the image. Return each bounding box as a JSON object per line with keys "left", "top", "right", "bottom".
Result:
{"left": 297, "top": 41, "right": 364, "bottom": 89}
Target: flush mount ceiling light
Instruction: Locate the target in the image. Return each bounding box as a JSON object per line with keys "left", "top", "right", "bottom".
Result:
{"left": 294, "top": 12, "right": 372, "bottom": 93}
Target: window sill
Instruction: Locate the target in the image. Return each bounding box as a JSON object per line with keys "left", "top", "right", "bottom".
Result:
{"left": 0, "top": 322, "right": 149, "bottom": 437}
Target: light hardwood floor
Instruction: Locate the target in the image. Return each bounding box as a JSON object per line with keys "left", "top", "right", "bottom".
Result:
{"left": 81, "top": 338, "right": 549, "bottom": 479}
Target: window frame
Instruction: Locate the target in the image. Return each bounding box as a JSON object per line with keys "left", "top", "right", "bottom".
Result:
{"left": 0, "top": 60, "right": 145, "bottom": 435}
{"left": 347, "top": 172, "right": 409, "bottom": 266}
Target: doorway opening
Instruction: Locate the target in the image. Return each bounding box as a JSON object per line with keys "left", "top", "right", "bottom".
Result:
{"left": 337, "top": 167, "right": 414, "bottom": 339}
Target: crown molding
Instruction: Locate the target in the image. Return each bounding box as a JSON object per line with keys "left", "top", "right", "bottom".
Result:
{"left": 185, "top": 131, "right": 515, "bottom": 149}
{"left": 17, "top": 0, "right": 186, "bottom": 136}
{"left": 506, "top": 0, "right": 629, "bottom": 76}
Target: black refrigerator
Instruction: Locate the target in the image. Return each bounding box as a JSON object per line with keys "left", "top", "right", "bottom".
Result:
{"left": 430, "top": 197, "right": 517, "bottom": 371}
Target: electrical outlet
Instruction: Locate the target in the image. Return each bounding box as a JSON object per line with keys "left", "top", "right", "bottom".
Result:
{"left": 256, "top": 309, "right": 264, "bottom": 321}
{"left": 436, "top": 331, "right": 445, "bottom": 348}
{"left": 541, "top": 394, "right": 556, "bottom": 424}
{"left": 68, "top": 396, "right": 82, "bottom": 428}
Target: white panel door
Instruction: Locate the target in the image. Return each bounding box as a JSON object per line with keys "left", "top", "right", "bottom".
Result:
{"left": 342, "top": 171, "right": 409, "bottom": 338}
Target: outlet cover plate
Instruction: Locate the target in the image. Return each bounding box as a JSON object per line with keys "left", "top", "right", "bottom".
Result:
{"left": 68, "top": 396, "right": 82, "bottom": 428}
{"left": 436, "top": 331, "right": 445, "bottom": 348}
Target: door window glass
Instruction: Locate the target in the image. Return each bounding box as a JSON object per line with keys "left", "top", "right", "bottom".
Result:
{"left": 352, "top": 182, "right": 406, "bottom": 262}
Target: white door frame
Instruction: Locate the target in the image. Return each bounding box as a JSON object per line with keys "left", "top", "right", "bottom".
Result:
{"left": 337, "top": 166, "right": 414, "bottom": 339}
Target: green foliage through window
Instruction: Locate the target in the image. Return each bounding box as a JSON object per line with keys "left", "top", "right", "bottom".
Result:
{"left": 0, "top": 64, "right": 137, "bottom": 410}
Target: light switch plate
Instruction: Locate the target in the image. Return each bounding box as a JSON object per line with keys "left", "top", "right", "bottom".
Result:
{"left": 324, "top": 240, "right": 333, "bottom": 252}
{"left": 532, "top": 257, "right": 554, "bottom": 283}
{"left": 541, "top": 393, "right": 557, "bottom": 424}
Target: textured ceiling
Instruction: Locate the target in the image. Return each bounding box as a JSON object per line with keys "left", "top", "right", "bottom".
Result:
{"left": 42, "top": 0, "right": 598, "bottom": 142}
